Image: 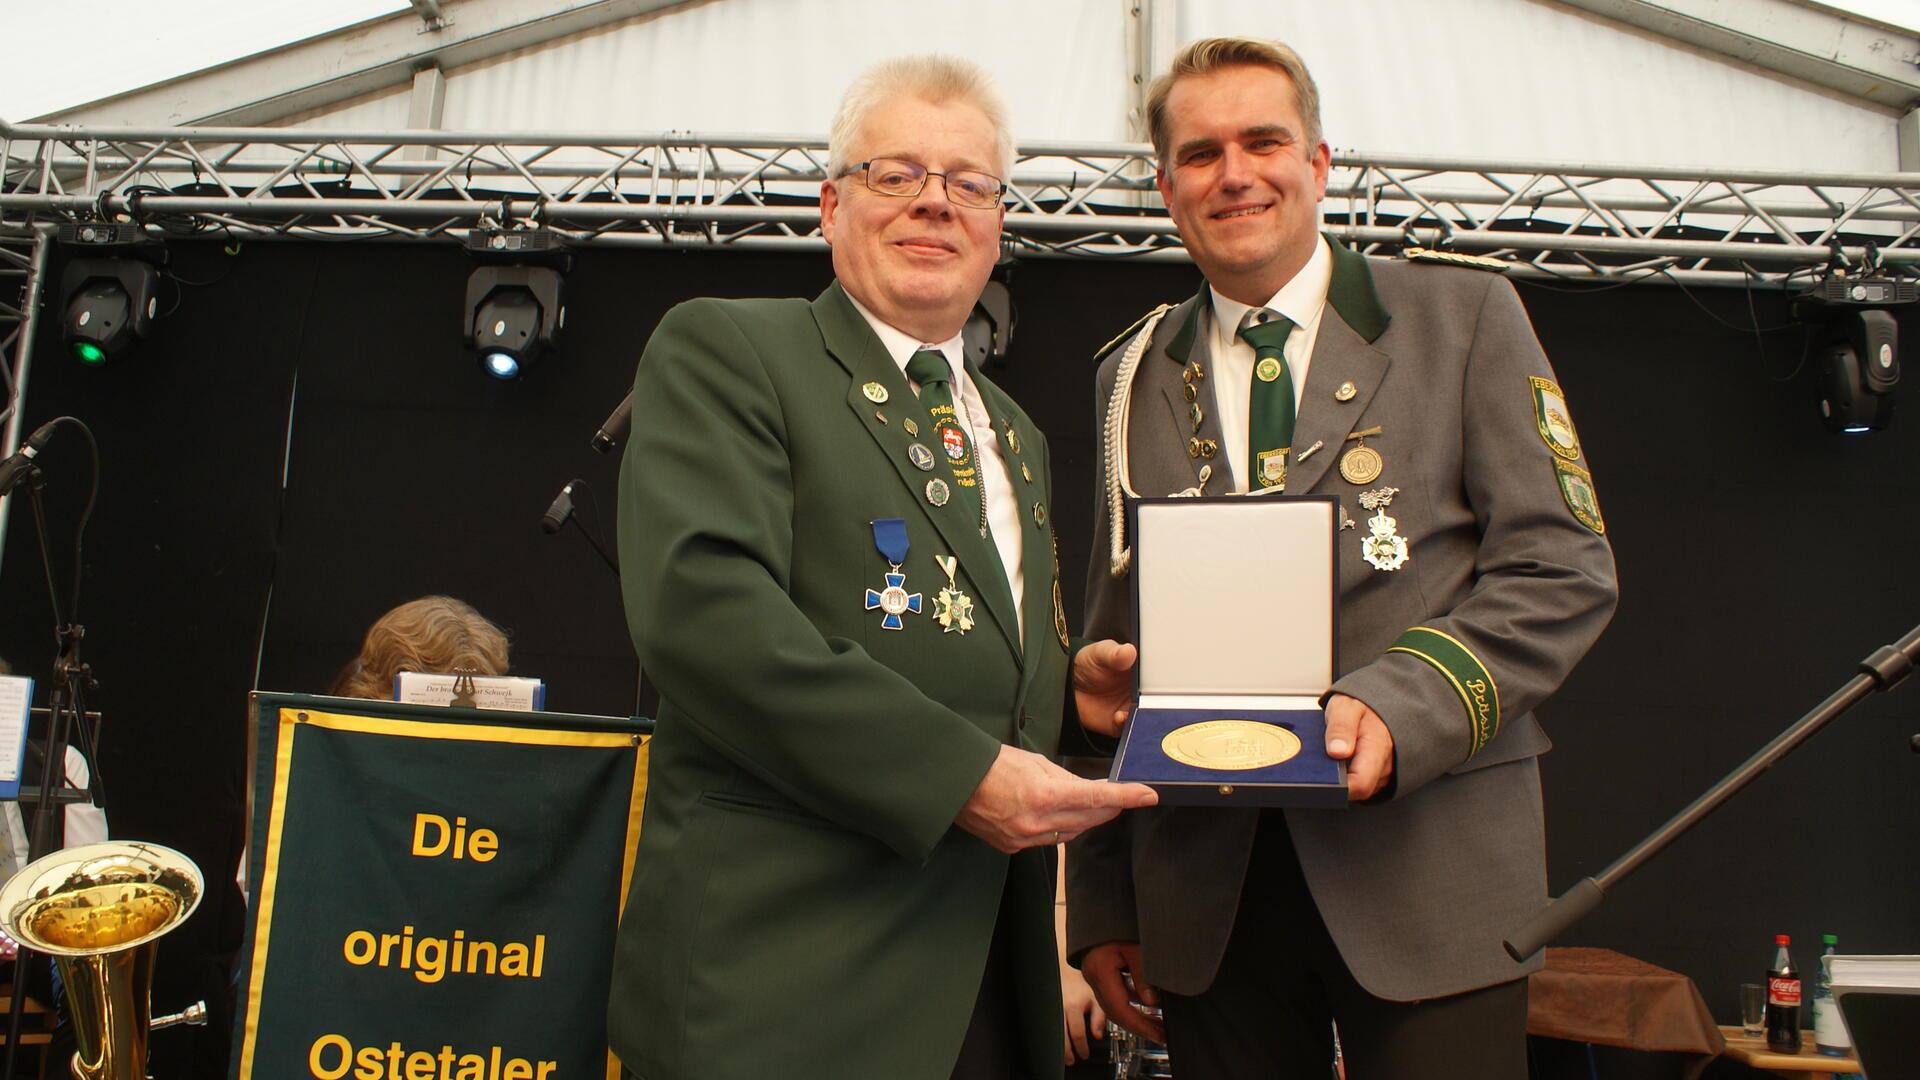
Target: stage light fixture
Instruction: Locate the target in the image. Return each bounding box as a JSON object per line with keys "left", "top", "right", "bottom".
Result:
{"left": 464, "top": 227, "right": 568, "bottom": 381}
{"left": 966, "top": 280, "right": 1016, "bottom": 371}
{"left": 1795, "top": 275, "right": 1913, "bottom": 434}
{"left": 57, "top": 224, "right": 165, "bottom": 367}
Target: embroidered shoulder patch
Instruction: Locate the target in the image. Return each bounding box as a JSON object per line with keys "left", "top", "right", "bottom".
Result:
{"left": 1553, "top": 459, "right": 1605, "bottom": 534}
{"left": 1529, "top": 375, "right": 1582, "bottom": 461}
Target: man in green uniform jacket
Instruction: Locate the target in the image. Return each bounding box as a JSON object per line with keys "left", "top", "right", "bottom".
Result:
{"left": 608, "top": 55, "right": 1156, "bottom": 1080}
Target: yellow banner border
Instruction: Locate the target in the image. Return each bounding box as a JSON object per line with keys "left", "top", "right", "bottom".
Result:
{"left": 237, "top": 706, "right": 648, "bottom": 1080}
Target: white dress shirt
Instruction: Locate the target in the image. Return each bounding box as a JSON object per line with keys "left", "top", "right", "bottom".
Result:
{"left": 1207, "top": 236, "right": 1334, "bottom": 493}
{"left": 846, "top": 295, "right": 1025, "bottom": 643}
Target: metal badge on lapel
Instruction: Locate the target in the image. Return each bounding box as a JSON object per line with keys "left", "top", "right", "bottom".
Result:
{"left": 864, "top": 518, "right": 921, "bottom": 630}
{"left": 904, "top": 418, "right": 919, "bottom": 437}
{"left": 1032, "top": 502, "right": 1047, "bottom": 528}
{"left": 1002, "top": 422, "right": 1021, "bottom": 455}
{"left": 932, "top": 555, "right": 974, "bottom": 635}
{"left": 1357, "top": 487, "right": 1409, "bottom": 571}
{"left": 863, "top": 382, "right": 889, "bottom": 404}
{"left": 1335, "top": 380, "right": 1357, "bottom": 402}
{"left": 908, "top": 444, "right": 936, "bottom": 471}
{"left": 925, "top": 478, "right": 951, "bottom": 507}
{"left": 1339, "top": 427, "right": 1385, "bottom": 486}
{"left": 1021, "top": 463, "right": 1033, "bottom": 484}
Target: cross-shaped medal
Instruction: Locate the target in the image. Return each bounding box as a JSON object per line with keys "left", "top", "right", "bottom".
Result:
{"left": 864, "top": 570, "right": 923, "bottom": 631}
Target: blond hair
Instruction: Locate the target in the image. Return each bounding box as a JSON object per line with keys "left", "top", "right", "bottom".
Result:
{"left": 1146, "top": 37, "right": 1324, "bottom": 165}
{"left": 828, "top": 54, "right": 1015, "bottom": 181}
{"left": 330, "top": 596, "right": 510, "bottom": 700}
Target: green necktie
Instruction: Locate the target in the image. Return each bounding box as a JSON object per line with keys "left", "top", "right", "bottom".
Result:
{"left": 1239, "top": 311, "right": 1297, "bottom": 489}
{"left": 905, "top": 349, "right": 987, "bottom": 536}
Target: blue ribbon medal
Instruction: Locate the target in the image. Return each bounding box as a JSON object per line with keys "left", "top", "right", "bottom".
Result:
{"left": 864, "top": 518, "right": 922, "bottom": 631}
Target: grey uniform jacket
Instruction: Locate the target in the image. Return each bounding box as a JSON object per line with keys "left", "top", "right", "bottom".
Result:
{"left": 1066, "top": 242, "right": 1619, "bottom": 1003}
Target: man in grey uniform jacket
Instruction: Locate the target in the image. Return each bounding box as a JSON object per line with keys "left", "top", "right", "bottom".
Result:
{"left": 1067, "top": 37, "right": 1619, "bottom": 1080}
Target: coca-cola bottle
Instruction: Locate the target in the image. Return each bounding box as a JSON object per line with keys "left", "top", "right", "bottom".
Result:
{"left": 1766, "top": 933, "right": 1803, "bottom": 1053}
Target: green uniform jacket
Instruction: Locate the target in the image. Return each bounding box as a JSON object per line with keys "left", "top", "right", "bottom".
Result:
{"left": 609, "top": 282, "right": 1071, "bottom": 1080}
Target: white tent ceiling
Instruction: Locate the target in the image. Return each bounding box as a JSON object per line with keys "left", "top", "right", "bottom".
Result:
{"left": 3, "top": 0, "right": 1916, "bottom": 173}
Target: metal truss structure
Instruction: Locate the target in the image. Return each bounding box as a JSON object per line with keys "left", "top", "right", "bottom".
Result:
{"left": 3, "top": 121, "right": 1919, "bottom": 291}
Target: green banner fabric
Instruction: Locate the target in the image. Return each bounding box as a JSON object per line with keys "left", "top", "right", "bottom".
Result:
{"left": 233, "top": 694, "right": 648, "bottom": 1080}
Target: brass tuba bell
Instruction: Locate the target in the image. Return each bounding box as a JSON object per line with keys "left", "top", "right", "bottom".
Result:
{"left": 0, "top": 842, "right": 203, "bottom": 1080}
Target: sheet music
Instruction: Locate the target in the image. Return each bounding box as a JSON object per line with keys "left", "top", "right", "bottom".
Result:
{"left": 0, "top": 676, "right": 32, "bottom": 795}
{"left": 392, "top": 672, "right": 544, "bottom": 712}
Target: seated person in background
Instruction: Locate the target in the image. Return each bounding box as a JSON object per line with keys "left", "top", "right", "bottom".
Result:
{"left": 242, "top": 595, "right": 512, "bottom": 897}
{"left": 329, "top": 596, "right": 511, "bottom": 700}
{"left": 1057, "top": 847, "right": 1106, "bottom": 1069}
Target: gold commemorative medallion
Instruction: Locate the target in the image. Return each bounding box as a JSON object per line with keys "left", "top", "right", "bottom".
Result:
{"left": 1161, "top": 720, "right": 1302, "bottom": 771}
{"left": 1339, "top": 444, "right": 1383, "bottom": 485}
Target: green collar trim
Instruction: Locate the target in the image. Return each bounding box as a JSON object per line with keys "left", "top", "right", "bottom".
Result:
{"left": 1165, "top": 282, "right": 1209, "bottom": 363}
{"left": 1170, "top": 237, "right": 1390, "bottom": 360}
{"left": 1325, "top": 236, "right": 1391, "bottom": 343}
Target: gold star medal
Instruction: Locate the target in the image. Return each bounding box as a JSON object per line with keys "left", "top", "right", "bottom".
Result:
{"left": 933, "top": 555, "right": 974, "bottom": 635}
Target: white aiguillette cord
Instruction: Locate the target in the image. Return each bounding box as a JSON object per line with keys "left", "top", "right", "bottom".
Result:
{"left": 1102, "top": 304, "right": 1175, "bottom": 579}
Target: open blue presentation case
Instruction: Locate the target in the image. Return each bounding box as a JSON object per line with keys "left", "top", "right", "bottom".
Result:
{"left": 1108, "top": 495, "right": 1347, "bottom": 808}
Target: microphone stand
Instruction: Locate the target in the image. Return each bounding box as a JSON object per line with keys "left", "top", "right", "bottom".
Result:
{"left": 2, "top": 419, "right": 103, "bottom": 1080}
{"left": 1506, "top": 623, "right": 1920, "bottom": 961}
{"left": 540, "top": 479, "right": 646, "bottom": 718}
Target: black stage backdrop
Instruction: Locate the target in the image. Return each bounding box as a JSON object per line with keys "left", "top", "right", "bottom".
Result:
{"left": 2, "top": 239, "right": 1916, "bottom": 1078}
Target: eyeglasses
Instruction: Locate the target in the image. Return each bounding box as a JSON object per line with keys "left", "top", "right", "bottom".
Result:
{"left": 846, "top": 158, "right": 1006, "bottom": 210}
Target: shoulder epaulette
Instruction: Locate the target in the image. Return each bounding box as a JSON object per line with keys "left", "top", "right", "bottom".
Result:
{"left": 1403, "top": 247, "right": 1510, "bottom": 273}
{"left": 1092, "top": 303, "right": 1176, "bottom": 365}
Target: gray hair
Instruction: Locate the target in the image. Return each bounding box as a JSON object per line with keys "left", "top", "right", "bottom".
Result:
{"left": 827, "top": 55, "right": 1015, "bottom": 181}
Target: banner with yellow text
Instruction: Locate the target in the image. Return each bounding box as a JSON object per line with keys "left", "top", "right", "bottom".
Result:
{"left": 233, "top": 693, "right": 649, "bottom": 1080}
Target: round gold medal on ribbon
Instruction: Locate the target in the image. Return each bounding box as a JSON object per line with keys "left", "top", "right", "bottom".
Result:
{"left": 1339, "top": 445, "right": 1383, "bottom": 485}
{"left": 1161, "top": 720, "right": 1302, "bottom": 771}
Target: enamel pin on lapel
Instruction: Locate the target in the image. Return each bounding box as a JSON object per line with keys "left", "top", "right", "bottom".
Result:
{"left": 1334, "top": 380, "right": 1357, "bottom": 402}
{"left": 863, "top": 382, "right": 889, "bottom": 404}
{"left": 925, "top": 478, "right": 951, "bottom": 507}
{"left": 908, "top": 444, "right": 936, "bottom": 471}
{"left": 904, "top": 418, "right": 919, "bottom": 437}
